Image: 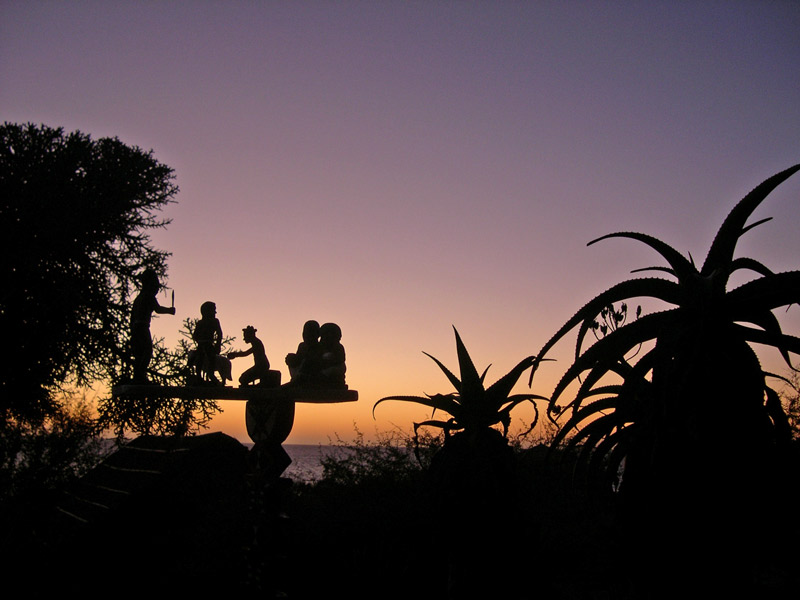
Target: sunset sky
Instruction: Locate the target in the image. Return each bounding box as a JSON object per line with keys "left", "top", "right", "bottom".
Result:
{"left": 3, "top": 1, "right": 799, "bottom": 445}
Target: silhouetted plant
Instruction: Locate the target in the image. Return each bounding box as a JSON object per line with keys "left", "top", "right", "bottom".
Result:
{"left": 375, "top": 326, "right": 545, "bottom": 439}
{"left": 1, "top": 122, "right": 176, "bottom": 425}
{"left": 375, "top": 327, "right": 547, "bottom": 598}
{"left": 98, "top": 318, "right": 232, "bottom": 437}
{"left": 0, "top": 392, "right": 107, "bottom": 536}
{"left": 777, "top": 369, "right": 800, "bottom": 441}
{"left": 529, "top": 164, "right": 800, "bottom": 594}
{"left": 316, "top": 426, "right": 430, "bottom": 487}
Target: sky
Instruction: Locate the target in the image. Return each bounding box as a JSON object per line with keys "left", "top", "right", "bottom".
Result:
{"left": 2, "top": 1, "right": 799, "bottom": 445}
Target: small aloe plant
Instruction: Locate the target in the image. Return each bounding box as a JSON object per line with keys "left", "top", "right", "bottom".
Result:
{"left": 375, "top": 327, "right": 549, "bottom": 598}
{"left": 374, "top": 326, "right": 547, "bottom": 439}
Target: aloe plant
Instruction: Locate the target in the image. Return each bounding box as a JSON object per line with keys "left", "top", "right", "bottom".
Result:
{"left": 530, "top": 164, "right": 800, "bottom": 593}
{"left": 375, "top": 327, "right": 547, "bottom": 598}
{"left": 374, "top": 326, "right": 546, "bottom": 439}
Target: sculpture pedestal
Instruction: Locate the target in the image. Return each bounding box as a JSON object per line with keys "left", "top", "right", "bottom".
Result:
{"left": 246, "top": 397, "right": 296, "bottom": 478}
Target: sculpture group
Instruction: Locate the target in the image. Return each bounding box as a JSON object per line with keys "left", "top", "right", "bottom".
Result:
{"left": 128, "top": 269, "right": 347, "bottom": 390}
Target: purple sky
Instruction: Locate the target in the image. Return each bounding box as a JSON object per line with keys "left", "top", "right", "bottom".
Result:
{"left": 3, "top": 1, "right": 799, "bottom": 444}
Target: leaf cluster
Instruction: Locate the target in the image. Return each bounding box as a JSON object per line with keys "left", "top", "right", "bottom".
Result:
{"left": 97, "top": 318, "right": 235, "bottom": 438}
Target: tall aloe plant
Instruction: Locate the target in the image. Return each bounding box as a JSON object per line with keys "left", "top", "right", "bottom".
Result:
{"left": 530, "top": 164, "right": 800, "bottom": 594}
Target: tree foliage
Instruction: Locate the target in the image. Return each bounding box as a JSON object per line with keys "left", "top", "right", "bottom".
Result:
{"left": 0, "top": 122, "right": 177, "bottom": 423}
{"left": 97, "top": 318, "right": 233, "bottom": 438}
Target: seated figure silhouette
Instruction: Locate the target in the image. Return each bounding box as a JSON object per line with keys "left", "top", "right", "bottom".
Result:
{"left": 285, "top": 320, "right": 322, "bottom": 382}
{"left": 129, "top": 268, "right": 175, "bottom": 383}
{"left": 228, "top": 325, "right": 280, "bottom": 387}
{"left": 189, "top": 301, "right": 229, "bottom": 385}
{"left": 318, "top": 322, "right": 347, "bottom": 387}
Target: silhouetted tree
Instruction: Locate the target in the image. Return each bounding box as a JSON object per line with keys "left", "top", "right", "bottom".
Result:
{"left": 0, "top": 122, "right": 177, "bottom": 424}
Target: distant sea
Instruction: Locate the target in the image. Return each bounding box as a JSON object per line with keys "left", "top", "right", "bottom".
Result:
{"left": 244, "top": 442, "right": 342, "bottom": 482}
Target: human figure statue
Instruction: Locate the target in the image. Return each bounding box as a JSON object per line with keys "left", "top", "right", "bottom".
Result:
{"left": 228, "top": 325, "right": 278, "bottom": 387}
{"left": 319, "top": 322, "right": 347, "bottom": 387}
{"left": 285, "top": 319, "right": 321, "bottom": 382}
{"left": 192, "top": 301, "right": 224, "bottom": 384}
{"left": 129, "top": 268, "right": 175, "bottom": 383}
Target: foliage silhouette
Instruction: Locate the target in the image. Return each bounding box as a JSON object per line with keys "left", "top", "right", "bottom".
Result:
{"left": 528, "top": 164, "right": 800, "bottom": 596}
{"left": 0, "top": 122, "right": 176, "bottom": 424}
{"left": 375, "top": 326, "right": 546, "bottom": 439}
{"left": 375, "top": 327, "right": 548, "bottom": 598}
{"left": 98, "top": 318, "right": 233, "bottom": 438}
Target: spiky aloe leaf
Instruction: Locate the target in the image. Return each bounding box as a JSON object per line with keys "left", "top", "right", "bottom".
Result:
{"left": 485, "top": 355, "right": 538, "bottom": 409}
{"left": 529, "top": 278, "right": 680, "bottom": 386}
{"left": 571, "top": 414, "right": 622, "bottom": 464}
{"left": 373, "top": 393, "right": 461, "bottom": 419}
{"left": 414, "top": 419, "right": 459, "bottom": 435}
{"left": 452, "top": 327, "right": 484, "bottom": 404}
{"left": 548, "top": 310, "right": 676, "bottom": 409}
{"left": 497, "top": 396, "right": 542, "bottom": 435}
{"left": 739, "top": 216, "right": 773, "bottom": 237}
{"left": 495, "top": 393, "right": 547, "bottom": 432}
{"left": 422, "top": 351, "right": 462, "bottom": 393}
{"left": 588, "top": 231, "right": 697, "bottom": 282}
{"left": 730, "top": 325, "right": 800, "bottom": 367}
{"left": 725, "top": 271, "right": 800, "bottom": 313}
{"left": 551, "top": 396, "right": 621, "bottom": 447}
{"left": 765, "top": 386, "right": 793, "bottom": 444}
{"left": 587, "top": 426, "right": 631, "bottom": 482}
{"left": 728, "top": 257, "right": 774, "bottom": 278}
{"left": 700, "top": 164, "right": 800, "bottom": 280}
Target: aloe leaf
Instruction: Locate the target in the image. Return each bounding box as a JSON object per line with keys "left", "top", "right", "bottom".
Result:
{"left": 701, "top": 164, "right": 800, "bottom": 278}
{"left": 572, "top": 414, "right": 621, "bottom": 461}
{"left": 631, "top": 266, "right": 676, "bottom": 276}
{"left": 422, "top": 351, "right": 462, "bottom": 393}
{"left": 575, "top": 384, "right": 624, "bottom": 400}
{"left": 549, "top": 311, "right": 676, "bottom": 408}
{"left": 480, "top": 364, "right": 491, "bottom": 385}
{"left": 414, "top": 419, "right": 459, "bottom": 434}
{"left": 532, "top": 278, "right": 680, "bottom": 385}
{"left": 739, "top": 216, "right": 773, "bottom": 237}
{"left": 552, "top": 396, "right": 620, "bottom": 448}
{"left": 564, "top": 413, "right": 620, "bottom": 459}
{"left": 497, "top": 395, "right": 546, "bottom": 430}
{"left": 725, "top": 271, "right": 800, "bottom": 313}
{"left": 373, "top": 393, "right": 461, "bottom": 419}
{"left": 453, "top": 327, "right": 483, "bottom": 400}
{"left": 589, "top": 231, "right": 697, "bottom": 282}
{"left": 588, "top": 426, "right": 630, "bottom": 481}
{"left": 531, "top": 277, "right": 678, "bottom": 386}
{"left": 764, "top": 386, "right": 793, "bottom": 443}
{"left": 485, "top": 355, "right": 536, "bottom": 407}
{"left": 731, "top": 325, "right": 800, "bottom": 369}
{"left": 728, "top": 257, "right": 774, "bottom": 278}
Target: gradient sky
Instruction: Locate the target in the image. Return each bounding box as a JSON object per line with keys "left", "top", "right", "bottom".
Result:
{"left": 3, "top": 1, "right": 799, "bottom": 445}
